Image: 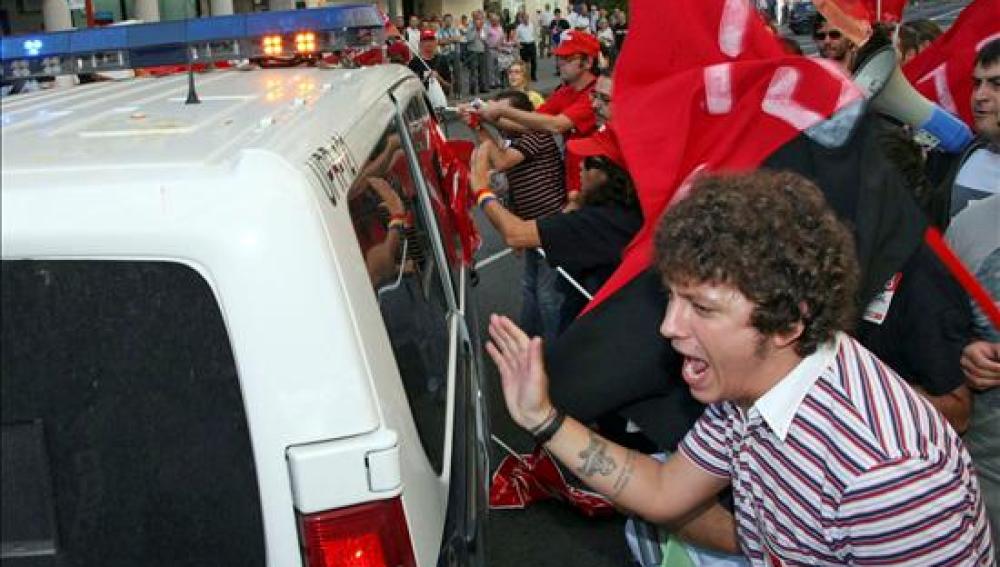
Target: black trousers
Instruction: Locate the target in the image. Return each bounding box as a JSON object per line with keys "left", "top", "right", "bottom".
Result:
{"left": 519, "top": 42, "right": 538, "bottom": 81}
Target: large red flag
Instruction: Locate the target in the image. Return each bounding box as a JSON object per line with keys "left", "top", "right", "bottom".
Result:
{"left": 903, "top": 0, "right": 1000, "bottom": 129}
{"left": 586, "top": 0, "right": 862, "bottom": 314}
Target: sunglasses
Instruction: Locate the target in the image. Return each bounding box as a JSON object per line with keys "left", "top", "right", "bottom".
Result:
{"left": 813, "top": 30, "right": 843, "bottom": 40}
{"left": 583, "top": 155, "right": 610, "bottom": 171}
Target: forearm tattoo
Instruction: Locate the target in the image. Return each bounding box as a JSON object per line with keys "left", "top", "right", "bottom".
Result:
{"left": 576, "top": 431, "right": 617, "bottom": 478}
{"left": 611, "top": 449, "right": 636, "bottom": 497}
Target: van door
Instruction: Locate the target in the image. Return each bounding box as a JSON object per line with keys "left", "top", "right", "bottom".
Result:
{"left": 391, "top": 89, "right": 489, "bottom": 567}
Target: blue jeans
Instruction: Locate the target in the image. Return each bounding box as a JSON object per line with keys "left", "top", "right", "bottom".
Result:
{"left": 520, "top": 251, "right": 564, "bottom": 343}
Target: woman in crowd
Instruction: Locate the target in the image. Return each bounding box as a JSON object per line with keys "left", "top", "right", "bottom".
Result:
{"left": 507, "top": 60, "right": 545, "bottom": 108}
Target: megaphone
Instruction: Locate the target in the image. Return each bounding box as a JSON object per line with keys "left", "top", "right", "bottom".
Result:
{"left": 853, "top": 42, "right": 973, "bottom": 153}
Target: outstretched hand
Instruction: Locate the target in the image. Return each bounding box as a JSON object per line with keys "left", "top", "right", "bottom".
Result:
{"left": 485, "top": 314, "right": 553, "bottom": 432}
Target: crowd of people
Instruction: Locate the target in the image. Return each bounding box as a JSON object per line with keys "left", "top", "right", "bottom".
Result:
{"left": 438, "top": 2, "right": 998, "bottom": 565}
{"left": 385, "top": 2, "right": 627, "bottom": 99}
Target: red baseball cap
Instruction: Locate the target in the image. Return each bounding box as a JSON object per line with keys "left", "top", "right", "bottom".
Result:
{"left": 566, "top": 126, "right": 625, "bottom": 168}
{"left": 420, "top": 29, "right": 437, "bottom": 41}
{"left": 387, "top": 40, "right": 411, "bottom": 61}
{"left": 552, "top": 30, "right": 600, "bottom": 58}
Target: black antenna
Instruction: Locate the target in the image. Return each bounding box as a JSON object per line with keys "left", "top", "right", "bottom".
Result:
{"left": 185, "top": 61, "right": 201, "bottom": 104}
{"left": 184, "top": 5, "right": 200, "bottom": 105}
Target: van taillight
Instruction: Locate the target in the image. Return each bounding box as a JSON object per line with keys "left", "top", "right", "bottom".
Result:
{"left": 299, "top": 497, "right": 417, "bottom": 567}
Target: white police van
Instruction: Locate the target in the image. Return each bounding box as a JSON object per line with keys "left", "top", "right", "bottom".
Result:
{"left": 1, "top": 6, "right": 489, "bottom": 566}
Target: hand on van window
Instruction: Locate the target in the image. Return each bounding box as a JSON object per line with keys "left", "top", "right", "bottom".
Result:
{"left": 368, "top": 177, "right": 405, "bottom": 217}
{"left": 962, "top": 340, "right": 1000, "bottom": 391}
{"left": 485, "top": 314, "right": 554, "bottom": 431}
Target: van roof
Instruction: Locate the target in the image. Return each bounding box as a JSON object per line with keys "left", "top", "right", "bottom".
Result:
{"left": 1, "top": 64, "right": 412, "bottom": 176}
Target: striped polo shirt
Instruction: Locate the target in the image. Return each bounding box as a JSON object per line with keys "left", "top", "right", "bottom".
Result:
{"left": 507, "top": 131, "right": 566, "bottom": 220}
{"left": 679, "top": 333, "right": 994, "bottom": 565}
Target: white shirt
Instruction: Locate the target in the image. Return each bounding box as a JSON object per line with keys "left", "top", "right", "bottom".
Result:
{"left": 539, "top": 10, "right": 554, "bottom": 27}
{"left": 567, "top": 12, "right": 589, "bottom": 29}
{"left": 951, "top": 147, "right": 1000, "bottom": 217}
{"left": 405, "top": 28, "right": 421, "bottom": 53}
{"left": 750, "top": 335, "right": 839, "bottom": 441}
{"left": 516, "top": 22, "right": 536, "bottom": 43}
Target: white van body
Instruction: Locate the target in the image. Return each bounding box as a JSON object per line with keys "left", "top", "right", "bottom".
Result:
{"left": 1, "top": 65, "right": 488, "bottom": 567}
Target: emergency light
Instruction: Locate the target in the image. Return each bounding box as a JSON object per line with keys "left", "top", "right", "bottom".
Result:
{"left": 0, "top": 4, "right": 384, "bottom": 80}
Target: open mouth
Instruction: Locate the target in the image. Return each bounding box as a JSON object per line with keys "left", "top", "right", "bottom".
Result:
{"left": 681, "top": 356, "right": 710, "bottom": 387}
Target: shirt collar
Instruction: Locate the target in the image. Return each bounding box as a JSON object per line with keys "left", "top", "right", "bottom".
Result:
{"left": 751, "top": 333, "right": 840, "bottom": 442}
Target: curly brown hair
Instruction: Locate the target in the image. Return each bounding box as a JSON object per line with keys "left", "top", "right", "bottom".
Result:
{"left": 654, "top": 171, "right": 859, "bottom": 356}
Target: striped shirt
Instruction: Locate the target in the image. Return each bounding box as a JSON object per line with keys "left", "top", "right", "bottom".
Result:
{"left": 679, "top": 333, "right": 994, "bottom": 566}
{"left": 507, "top": 131, "right": 566, "bottom": 220}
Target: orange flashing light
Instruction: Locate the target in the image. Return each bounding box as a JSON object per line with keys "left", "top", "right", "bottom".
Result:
{"left": 262, "top": 35, "right": 283, "bottom": 56}
{"left": 295, "top": 31, "right": 317, "bottom": 53}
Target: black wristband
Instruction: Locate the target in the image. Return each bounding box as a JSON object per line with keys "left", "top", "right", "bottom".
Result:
{"left": 532, "top": 409, "right": 565, "bottom": 445}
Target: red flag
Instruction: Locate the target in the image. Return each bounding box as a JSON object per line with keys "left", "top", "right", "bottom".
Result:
{"left": 868, "top": 0, "right": 906, "bottom": 23}
{"left": 427, "top": 121, "right": 481, "bottom": 265}
{"left": 378, "top": 7, "right": 402, "bottom": 39}
{"left": 903, "top": 0, "right": 1000, "bottom": 129}
{"left": 589, "top": 0, "right": 862, "bottom": 314}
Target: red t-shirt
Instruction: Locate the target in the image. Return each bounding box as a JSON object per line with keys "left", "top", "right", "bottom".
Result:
{"left": 537, "top": 77, "right": 597, "bottom": 194}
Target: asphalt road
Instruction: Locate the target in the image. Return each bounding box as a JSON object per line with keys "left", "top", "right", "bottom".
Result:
{"left": 462, "top": 3, "right": 972, "bottom": 564}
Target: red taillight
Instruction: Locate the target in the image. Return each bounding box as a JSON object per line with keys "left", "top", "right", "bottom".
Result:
{"left": 299, "top": 497, "right": 417, "bottom": 567}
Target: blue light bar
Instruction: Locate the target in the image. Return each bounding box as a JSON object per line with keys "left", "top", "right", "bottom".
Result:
{"left": 1, "top": 4, "right": 383, "bottom": 78}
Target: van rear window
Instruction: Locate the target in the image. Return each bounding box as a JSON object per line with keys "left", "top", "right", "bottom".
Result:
{"left": 1, "top": 260, "right": 265, "bottom": 567}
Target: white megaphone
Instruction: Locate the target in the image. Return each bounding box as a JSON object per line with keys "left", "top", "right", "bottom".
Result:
{"left": 852, "top": 43, "right": 973, "bottom": 153}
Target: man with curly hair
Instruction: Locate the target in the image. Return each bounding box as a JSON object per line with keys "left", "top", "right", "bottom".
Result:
{"left": 486, "top": 170, "right": 994, "bottom": 564}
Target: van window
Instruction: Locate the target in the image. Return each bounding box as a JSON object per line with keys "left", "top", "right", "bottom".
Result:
{"left": 347, "top": 121, "right": 450, "bottom": 474}
{"left": 0, "top": 260, "right": 265, "bottom": 567}
{"left": 401, "top": 96, "right": 463, "bottom": 271}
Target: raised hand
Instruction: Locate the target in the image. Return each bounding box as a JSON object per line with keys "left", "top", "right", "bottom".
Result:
{"left": 485, "top": 314, "right": 553, "bottom": 431}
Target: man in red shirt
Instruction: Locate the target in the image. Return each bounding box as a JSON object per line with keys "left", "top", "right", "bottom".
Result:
{"left": 477, "top": 30, "right": 599, "bottom": 202}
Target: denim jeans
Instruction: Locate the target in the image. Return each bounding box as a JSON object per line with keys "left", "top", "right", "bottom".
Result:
{"left": 520, "top": 250, "right": 565, "bottom": 343}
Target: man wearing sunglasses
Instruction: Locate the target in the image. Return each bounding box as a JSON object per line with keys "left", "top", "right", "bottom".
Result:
{"left": 813, "top": 15, "right": 854, "bottom": 71}
{"left": 469, "top": 125, "right": 641, "bottom": 330}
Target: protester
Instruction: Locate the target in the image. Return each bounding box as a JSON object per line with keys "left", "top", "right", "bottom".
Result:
{"left": 486, "top": 170, "right": 994, "bottom": 564}
{"left": 539, "top": 4, "right": 554, "bottom": 58}
{"left": 404, "top": 15, "right": 422, "bottom": 53}
{"left": 813, "top": 14, "right": 855, "bottom": 71}
{"left": 947, "top": 193, "right": 1000, "bottom": 551}
{"left": 407, "top": 30, "right": 452, "bottom": 94}
{"left": 473, "top": 125, "right": 640, "bottom": 329}
{"left": 550, "top": 8, "right": 571, "bottom": 54}
{"left": 464, "top": 11, "right": 489, "bottom": 94}
{"left": 437, "top": 14, "right": 462, "bottom": 97}
{"left": 516, "top": 11, "right": 539, "bottom": 82}
{"left": 507, "top": 60, "right": 545, "bottom": 108}
{"left": 497, "top": 26, "right": 518, "bottom": 88}
{"left": 611, "top": 11, "right": 627, "bottom": 59}
{"left": 596, "top": 18, "right": 614, "bottom": 55}
{"left": 486, "top": 13, "right": 505, "bottom": 89}
{"left": 467, "top": 91, "right": 566, "bottom": 341}
{"left": 475, "top": 30, "right": 599, "bottom": 203}
{"left": 948, "top": 39, "right": 1000, "bottom": 217}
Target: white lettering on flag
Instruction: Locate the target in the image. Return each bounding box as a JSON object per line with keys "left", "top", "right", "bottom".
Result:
{"left": 705, "top": 63, "right": 733, "bottom": 115}
{"left": 668, "top": 163, "right": 709, "bottom": 209}
{"left": 719, "top": 0, "right": 749, "bottom": 58}
{"left": 918, "top": 63, "right": 957, "bottom": 114}
{"left": 762, "top": 67, "right": 826, "bottom": 131}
